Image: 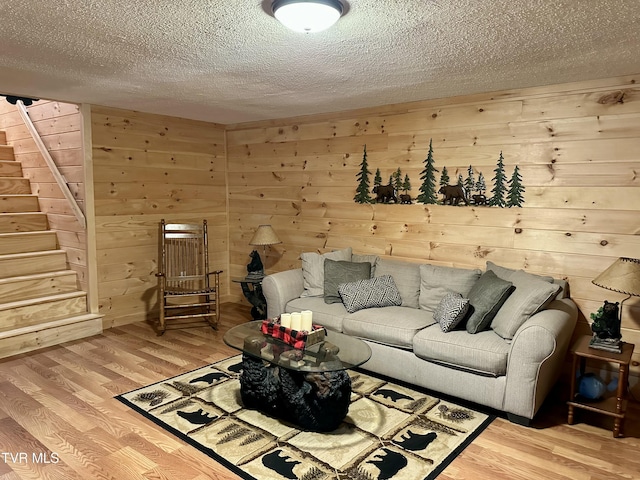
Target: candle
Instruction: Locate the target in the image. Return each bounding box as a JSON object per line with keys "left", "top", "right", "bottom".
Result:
{"left": 280, "top": 313, "right": 292, "bottom": 328}
{"left": 291, "top": 312, "right": 302, "bottom": 331}
{"left": 301, "top": 310, "right": 313, "bottom": 332}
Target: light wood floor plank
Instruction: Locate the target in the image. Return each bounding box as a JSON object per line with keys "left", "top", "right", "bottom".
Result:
{"left": 0, "top": 302, "right": 638, "bottom": 480}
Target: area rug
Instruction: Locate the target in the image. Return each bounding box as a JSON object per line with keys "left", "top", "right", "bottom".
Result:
{"left": 116, "top": 355, "right": 494, "bottom": 480}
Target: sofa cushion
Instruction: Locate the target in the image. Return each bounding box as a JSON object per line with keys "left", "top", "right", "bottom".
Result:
{"left": 465, "top": 270, "right": 514, "bottom": 334}
{"left": 352, "top": 253, "right": 379, "bottom": 276}
{"left": 434, "top": 292, "right": 469, "bottom": 332}
{"left": 300, "top": 247, "right": 352, "bottom": 297}
{"left": 413, "top": 325, "right": 510, "bottom": 376}
{"left": 487, "top": 260, "right": 568, "bottom": 300}
{"left": 486, "top": 261, "right": 554, "bottom": 283}
{"left": 374, "top": 258, "right": 421, "bottom": 308}
{"left": 323, "top": 259, "right": 371, "bottom": 304}
{"left": 490, "top": 270, "right": 561, "bottom": 340}
{"left": 286, "top": 296, "right": 348, "bottom": 332}
{"left": 343, "top": 306, "right": 436, "bottom": 349}
{"left": 419, "top": 264, "right": 482, "bottom": 312}
{"left": 338, "top": 275, "right": 402, "bottom": 313}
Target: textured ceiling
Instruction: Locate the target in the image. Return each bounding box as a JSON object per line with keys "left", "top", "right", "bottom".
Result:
{"left": 1, "top": 0, "right": 639, "bottom": 125}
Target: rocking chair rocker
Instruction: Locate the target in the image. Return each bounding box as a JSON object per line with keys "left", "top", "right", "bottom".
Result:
{"left": 156, "top": 219, "right": 222, "bottom": 334}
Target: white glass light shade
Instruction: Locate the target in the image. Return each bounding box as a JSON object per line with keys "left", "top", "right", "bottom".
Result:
{"left": 273, "top": 0, "right": 343, "bottom": 33}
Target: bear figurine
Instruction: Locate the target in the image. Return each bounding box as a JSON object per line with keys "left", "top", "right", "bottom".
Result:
{"left": 590, "top": 300, "right": 621, "bottom": 340}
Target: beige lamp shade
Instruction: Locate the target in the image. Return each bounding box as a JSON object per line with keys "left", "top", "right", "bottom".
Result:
{"left": 592, "top": 257, "right": 640, "bottom": 297}
{"left": 249, "top": 225, "right": 282, "bottom": 246}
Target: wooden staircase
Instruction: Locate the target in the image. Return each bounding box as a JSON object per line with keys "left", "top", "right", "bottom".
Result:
{"left": 0, "top": 130, "right": 102, "bottom": 358}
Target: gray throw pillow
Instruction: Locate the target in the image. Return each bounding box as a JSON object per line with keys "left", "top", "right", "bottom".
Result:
{"left": 338, "top": 275, "right": 402, "bottom": 313}
{"left": 486, "top": 261, "right": 554, "bottom": 283}
{"left": 465, "top": 270, "right": 514, "bottom": 334}
{"left": 324, "top": 259, "right": 371, "bottom": 304}
{"left": 490, "top": 270, "right": 561, "bottom": 339}
{"left": 300, "top": 247, "right": 352, "bottom": 297}
{"left": 434, "top": 292, "right": 470, "bottom": 332}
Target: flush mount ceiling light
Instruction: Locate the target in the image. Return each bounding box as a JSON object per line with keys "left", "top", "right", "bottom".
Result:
{"left": 272, "top": 0, "right": 343, "bottom": 33}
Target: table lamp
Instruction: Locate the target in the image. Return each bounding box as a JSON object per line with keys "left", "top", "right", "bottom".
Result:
{"left": 591, "top": 257, "right": 640, "bottom": 353}
{"left": 247, "top": 225, "right": 282, "bottom": 280}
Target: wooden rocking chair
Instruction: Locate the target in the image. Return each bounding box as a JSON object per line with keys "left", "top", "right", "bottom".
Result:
{"left": 156, "top": 219, "right": 222, "bottom": 334}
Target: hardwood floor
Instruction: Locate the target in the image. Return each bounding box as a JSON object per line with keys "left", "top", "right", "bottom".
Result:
{"left": 0, "top": 302, "right": 638, "bottom": 480}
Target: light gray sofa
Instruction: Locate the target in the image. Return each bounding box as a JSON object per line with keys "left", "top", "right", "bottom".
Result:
{"left": 262, "top": 249, "right": 578, "bottom": 424}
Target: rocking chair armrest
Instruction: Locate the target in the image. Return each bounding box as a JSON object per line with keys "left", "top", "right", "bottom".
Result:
{"left": 155, "top": 272, "right": 165, "bottom": 277}
{"left": 208, "top": 270, "right": 223, "bottom": 275}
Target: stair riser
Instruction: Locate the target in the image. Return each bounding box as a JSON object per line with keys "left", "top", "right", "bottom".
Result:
{"left": 0, "top": 253, "right": 67, "bottom": 279}
{"left": 0, "top": 295, "right": 88, "bottom": 330}
{"left": 0, "top": 162, "right": 22, "bottom": 177}
{"left": 0, "top": 213, "right": 48, "bottom": 233}
{"left": 0, "top": 195, "right": 40, "bottom": 213}
{"left": 0, "top": 315, "right": 102, "bottom": 359}
{"left": 0, "top": 232, "right": 57, "bottom": 255}
{"left": 0, "top": 145, "right": 13, "bottom": 160}
{"left": 0, "top": 177, "right": 30, "bottom": 194}
{"left": 0, "top": 273, "right": 78, "bottom": 303}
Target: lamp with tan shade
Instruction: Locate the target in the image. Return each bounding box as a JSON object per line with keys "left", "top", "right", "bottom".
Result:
{"left": 591, "top": 257, "right": 640, "bottom": 353}
{"left": 246, "top": 225, "right": 282, "bottom": 280}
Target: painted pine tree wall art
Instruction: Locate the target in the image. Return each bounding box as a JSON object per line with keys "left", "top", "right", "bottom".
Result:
{"left": 353, "top": 142, "right": 525, "bottom": 207}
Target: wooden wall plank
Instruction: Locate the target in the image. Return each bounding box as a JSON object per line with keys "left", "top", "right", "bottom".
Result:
{"left": 91, "top": 106, "right": 228, "bottom": 328}
{"left": 226, "top": 74, "right": 640, "bottom": 370}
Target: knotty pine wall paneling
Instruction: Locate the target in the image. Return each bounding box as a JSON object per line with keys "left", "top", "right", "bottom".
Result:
{"left": 226, "top": 74, "right": 640, "bottom": 377}
{"left": 91, "top": 106, "right": 228, "bottom": 328}
{"left": 0, "top": 100, "right": 89, "bottom": 291}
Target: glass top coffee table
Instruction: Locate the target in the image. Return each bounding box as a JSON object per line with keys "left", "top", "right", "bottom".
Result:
{"left": 223, "top": 320, "right": 372, "bottom": 431}
{"left": 224, "top": 320, "right": 371, "bottom": 372}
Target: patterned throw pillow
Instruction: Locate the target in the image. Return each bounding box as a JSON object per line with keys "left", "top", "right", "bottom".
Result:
{"left": 338, "top": 275, "right": 403, "bottom": 313}
{"left": 434, "top": 292, "right": 470, "bottom": 332}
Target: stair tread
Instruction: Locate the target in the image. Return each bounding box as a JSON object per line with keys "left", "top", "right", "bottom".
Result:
{"left": 0, "top": 291, "right": 87, "bottom": 311}
{"left": 0, "top": 313, "right": 102, "bottom": 338}
{"left": 0, "top": 211, "right": 46, "bottom": 215}
{"left": 0, "top": 249, "right": 65, "bottom": 260}
{"left": 0, "top": 230, "right": 55, "bottom": 239}
{"left": 0, "top": 230, "right": 55, "bottom": 237}
{"left": 0, "top": 270, "right": 77, "bottom": 284}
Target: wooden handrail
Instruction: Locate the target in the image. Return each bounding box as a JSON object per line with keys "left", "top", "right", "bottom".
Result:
{"left": 16, "top": 100, "right": 86, "bottom": 229}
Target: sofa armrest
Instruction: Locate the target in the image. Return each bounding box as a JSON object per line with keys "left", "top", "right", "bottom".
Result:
{"left": 262, "top": 269, "right": 305, "bottom": 318}
{"left": 503, "top": 298, "right": 578, "bottom": 419}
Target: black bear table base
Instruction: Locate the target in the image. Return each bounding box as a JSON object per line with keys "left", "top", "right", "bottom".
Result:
{"left": 239, "top": 354, "right": 352, "bottom": 432}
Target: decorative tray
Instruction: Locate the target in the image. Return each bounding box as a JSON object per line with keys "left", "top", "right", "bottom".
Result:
{"left": 261, "top": 318, "right": 326, "bottom": 350}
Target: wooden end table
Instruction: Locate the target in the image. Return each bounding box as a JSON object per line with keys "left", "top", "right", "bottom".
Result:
{"left": 567, "top": 335, "right": 634, "bottom": 437}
